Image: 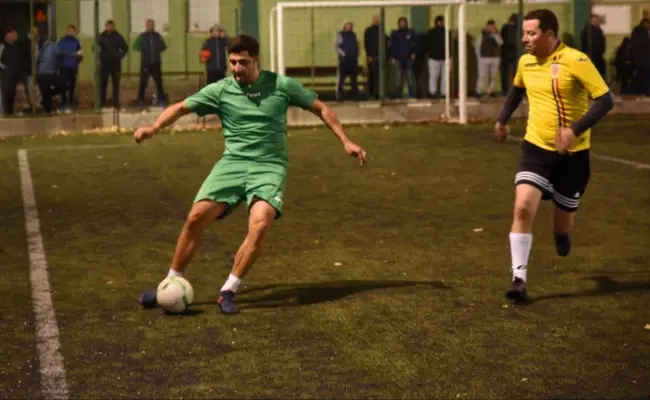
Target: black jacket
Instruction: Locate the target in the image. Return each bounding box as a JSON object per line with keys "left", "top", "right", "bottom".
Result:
{"left": 201, "top": 36, "right": 229, "bottom": 71}
{"left": 0, "top": 40, "right": 20, "bottom": 80}
{"left": 425, "top": 26, "right": 449, "bottom": 60}
{"left": 98, "top": 30, "right": 128, "bottom": 64}
{"left": 630, "top": 23, "right": 650, "bottom": 67}
{"left": 580, "top": 25, "right": 606, "bottom": 59}
{"left": 137, "top": 31, "right": 167, "bottom": 65}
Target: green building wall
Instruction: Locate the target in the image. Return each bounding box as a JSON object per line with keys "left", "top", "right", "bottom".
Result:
{"left": 53, "top": 0, "right": 650, "bottom": 83}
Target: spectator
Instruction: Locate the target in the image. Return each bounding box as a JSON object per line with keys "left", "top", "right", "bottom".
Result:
{"left": 97, "top": 20, "right": 128, "bottom": 109}
{"left": 426, "top": 15, "right": 449, "bottom": 98}
{"left": 475, "top": 19, "right": 502, "bottom": 98}
{"left": 200, "top": 24, "right": 229, "bottom": 85}
{"left": 580, "top": 14, "right": 606, "bottom": 80}
{"left": 363, "top": 15, "right": 380, "bottom": 99}
{"left": 57, "top": 24, "right": 83, "bottom": 112}
{"left": 17, "top": 29, "right": 36, "bottom": 113}
{"left": 334, "top": 20, "right": 359, "bottom": 101}
{"left": 0, "top": 27, "right": 20, "bottom": 116}
{"left": 389, "top": 17, "right": 418, "bottom": 99}
{"left": 134, "top": 19, "right": 168, "bottom": 108}
{"left": 613, "top": 37, "right": 633, "bottom": 95}
{"left": 36, "top": 35, "right": 66, "bottom": 115}
{"left": 630, "top": 18, "right": 650, "bottom": 97}
{"left": 500, "top": 13, "right": 518, "bottom": 96}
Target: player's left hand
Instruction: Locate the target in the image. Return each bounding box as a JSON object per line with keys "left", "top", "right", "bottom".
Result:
{"left": 344, "top": 141, "right": 367, "bottom": 166}
{"left": 555, "top": 127, "right": 576, "bottom": 154}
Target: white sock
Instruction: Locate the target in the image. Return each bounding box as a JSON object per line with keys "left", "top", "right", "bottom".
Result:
{"left": 167, "top": 268, "right": 183, "bottom": 278}
{"left": 221, "top": 273, "right": 242, "bottom": 293}
{"left": 510, "top": 233, "right": 532, "bottom": 282}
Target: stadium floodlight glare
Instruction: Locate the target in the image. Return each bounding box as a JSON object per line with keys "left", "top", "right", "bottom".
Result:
{"left": 269, "top": 0, "right": 467, "bottom": 124}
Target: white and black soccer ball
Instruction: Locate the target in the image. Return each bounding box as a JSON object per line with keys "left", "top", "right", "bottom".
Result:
{"left": 156, "top": 276, "right": 194, "bottom": 313}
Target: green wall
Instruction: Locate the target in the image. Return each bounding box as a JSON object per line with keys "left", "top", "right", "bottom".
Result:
{"left": 54, "top": 0, "right": 240, "bottom": 81}
{"left": 55, "top": 0, "right": 650, "bottom": 83}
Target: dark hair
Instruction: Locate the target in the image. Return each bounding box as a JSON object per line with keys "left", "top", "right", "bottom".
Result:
{"left": 487, "top": 19, "right": 496, "bottom": 25}
{"left": 524, "top": 9, "right": 559, "bottom": 36}
{"left": 434, "top": 15, "right": 444, "bottom": 23}
{"left": 67, "top": 24, "right": 76, "bottom": 30}
{"left": 4, "top": 26, "right": 16, "bottom": 35}
{"left": 106, "top": 19, "right": 115, "bottom": 25}
{"left": 227, "top": 34, "right": 260, "bottom": 57}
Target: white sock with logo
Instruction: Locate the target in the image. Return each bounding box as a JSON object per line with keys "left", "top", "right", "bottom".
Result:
{"left": 167, "top": 268, "right": 183, "bottom": 278}
{"left": 221, "top": 273, "right": 242, "bottom": 293}
{"left": 510, "top": 233, "right": 532, "bottom": 282}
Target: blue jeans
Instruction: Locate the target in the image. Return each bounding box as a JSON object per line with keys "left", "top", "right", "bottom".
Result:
{"left": 394, "top": 60, "right": 416, "bottom": 98}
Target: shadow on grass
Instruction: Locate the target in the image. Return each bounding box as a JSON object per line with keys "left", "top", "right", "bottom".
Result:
{"left": 514, "top": 276, "right": 650, "bottom": 306}
{"left": 194, "top": 279, "right": 452, "bottom": 309}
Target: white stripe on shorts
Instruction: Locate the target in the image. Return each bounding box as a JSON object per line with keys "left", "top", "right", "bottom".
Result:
{"left": 515, "top": 171, "right": 553, "bottom": 192}
{"left": 552, "top": 191, "right": 580, "bottom": 209}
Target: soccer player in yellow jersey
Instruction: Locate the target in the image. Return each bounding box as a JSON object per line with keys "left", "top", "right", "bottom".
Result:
{"left": 494, "top": 9, "right": 614, "bottom": 302}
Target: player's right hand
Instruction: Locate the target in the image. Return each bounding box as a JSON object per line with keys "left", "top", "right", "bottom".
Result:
{"left": 134, "top": 126, "right": 156, "bottom": 144}
{"left": 494, "top": 122, "right": 509, "bottom": 142}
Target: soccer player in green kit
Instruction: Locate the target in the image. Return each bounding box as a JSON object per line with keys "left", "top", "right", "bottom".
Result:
{"left": 135, "top": 35, "right": 367, "bottom": 314}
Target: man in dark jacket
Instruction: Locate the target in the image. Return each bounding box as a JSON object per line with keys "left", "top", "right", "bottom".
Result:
{"left": 500, "top": 13, "right": 518, "bottom": 95}
{"left": 580, "top": 14, "right": 606, "bottom": 80}
{"left": 135, "top": 19, "right": 167, "bottom": 107}
{"left": 0, "top": 27, "right": 20, "bottom": 116}
{"left": 426, "top": 15, "right": 450, "bottom": 98}
{"left": 475, "top": 19, "right": 503, "bottom": 98}
{"left": 334, "top": 21, "right": 359, "bottom": 101}
{"left": 98, "top": 20, "right": 128, "bottom": 108}
{"left": 200, "top": 24, "right": 229, "bottom": 85}
{"left": 363, "top": 15, "right": 381, "bottom": 99}
{"left": 630, "top": 18, "right": 650, "bottom": 96}
{"left": 57, "top": 24, "right": 83, "bottom": 111}
{"left": 389, "top": 17, "right": 418, "bottom": 98}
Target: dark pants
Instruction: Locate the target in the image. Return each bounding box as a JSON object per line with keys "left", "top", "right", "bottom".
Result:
{"left": 633, "top": 66, "right": 650, "bottom": 96}
{"left": 37, "top": 74, "right": 66, "bottom": 113}
{"left": 59, "top": 67, "right": 78, "bottom": 107}
{"left": 394, "top": 60, "right": 416, "bottom": 98}
{"left": 500, "top": 59, "right": 516, "bottom": 95}
{"left": 0, "top": 75, "right": 18, "bottom": 115}
{"left": 336, "top": 58, "right": 359, "bottom": 101}
{"left": 100, "top": 63, "right": 121, "bottom": 108}
{"left": 138, "top": 62, "right": 166, "bottom": 104}
{"left": 366, "top": 57, "right": 379, "bottom": 99}
{"left": 206, "top": 69, "right": 226, "bottom": 85}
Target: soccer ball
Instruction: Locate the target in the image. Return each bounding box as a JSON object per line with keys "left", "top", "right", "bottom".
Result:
{"left": 156, "top": 276, "right": 194, "bottom": 313}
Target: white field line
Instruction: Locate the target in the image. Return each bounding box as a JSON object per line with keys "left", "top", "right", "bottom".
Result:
{"left": 17, "top": 150, "right": 69, "bottom": 400}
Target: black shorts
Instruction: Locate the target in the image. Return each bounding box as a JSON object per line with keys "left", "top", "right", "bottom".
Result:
{"left": 515, "top": 140, "right": 590, "bottom": 212}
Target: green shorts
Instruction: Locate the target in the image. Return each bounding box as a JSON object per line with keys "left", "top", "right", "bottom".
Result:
{"left": 194, "top": 158, "right": 287, "bottom": 219}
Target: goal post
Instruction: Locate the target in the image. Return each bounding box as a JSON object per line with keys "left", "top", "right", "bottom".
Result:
{"left": 269, "top": 0, "right": 468, "bottom": 124}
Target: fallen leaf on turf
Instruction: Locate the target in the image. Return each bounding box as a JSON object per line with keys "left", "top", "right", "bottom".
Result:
{"left": 644, "top": 324, "right": 650, "bottom": 331}
{"left": 334, "top": 262, "right": 343, "bottom": 266}
{"left": 474, "top": 228, "right": 484, "bottom": 232}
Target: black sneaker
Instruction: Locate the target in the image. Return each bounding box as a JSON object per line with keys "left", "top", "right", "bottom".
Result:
{"left": 506, "top": 277, "right": 528, "bottom": 302}
{"left": 217, "top": 290, "right": 239, "bottom": 314}
{"left": 138, "top": 288, "right": 157, "bottom": 309}
{"left": 554, "top": 233, "right": 571, "bottom": 257}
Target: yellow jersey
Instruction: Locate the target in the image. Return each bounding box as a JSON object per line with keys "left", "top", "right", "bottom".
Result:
{"left": 513, "top": 43, "right": 610, "bottom": 152}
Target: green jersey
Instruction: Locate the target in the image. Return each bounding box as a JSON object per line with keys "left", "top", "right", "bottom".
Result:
{"left": 184, "top": 71, "right": 317, "bottom": 164}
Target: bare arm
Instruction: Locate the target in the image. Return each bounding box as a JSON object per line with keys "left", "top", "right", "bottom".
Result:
{"left": 310, "top": 99, "right": 352, "bottom": 144}
{"left": 151, "top": 101, "right": 193, "bottom": 133}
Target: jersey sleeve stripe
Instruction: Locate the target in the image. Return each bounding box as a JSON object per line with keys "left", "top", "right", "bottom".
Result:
{"left": 551, "top": 78, "right": 567, "bottom": 128}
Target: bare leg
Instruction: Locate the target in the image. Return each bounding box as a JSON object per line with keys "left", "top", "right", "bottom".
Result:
{"left": 170, "top": 200, "right": 230, "bottom": 274}
{"left": 230, "top": 199, "right": 276, "bottom": 279}
{"left": 506, "top": 184, "right": 543, "bottom": 301}
{"left": 217, "top": 199, "right": 277, "bottom": 314}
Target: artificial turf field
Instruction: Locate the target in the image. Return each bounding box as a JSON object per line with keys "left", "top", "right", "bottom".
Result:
{"left": 1, "top": 116, "right": 649, "bottom": 399}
